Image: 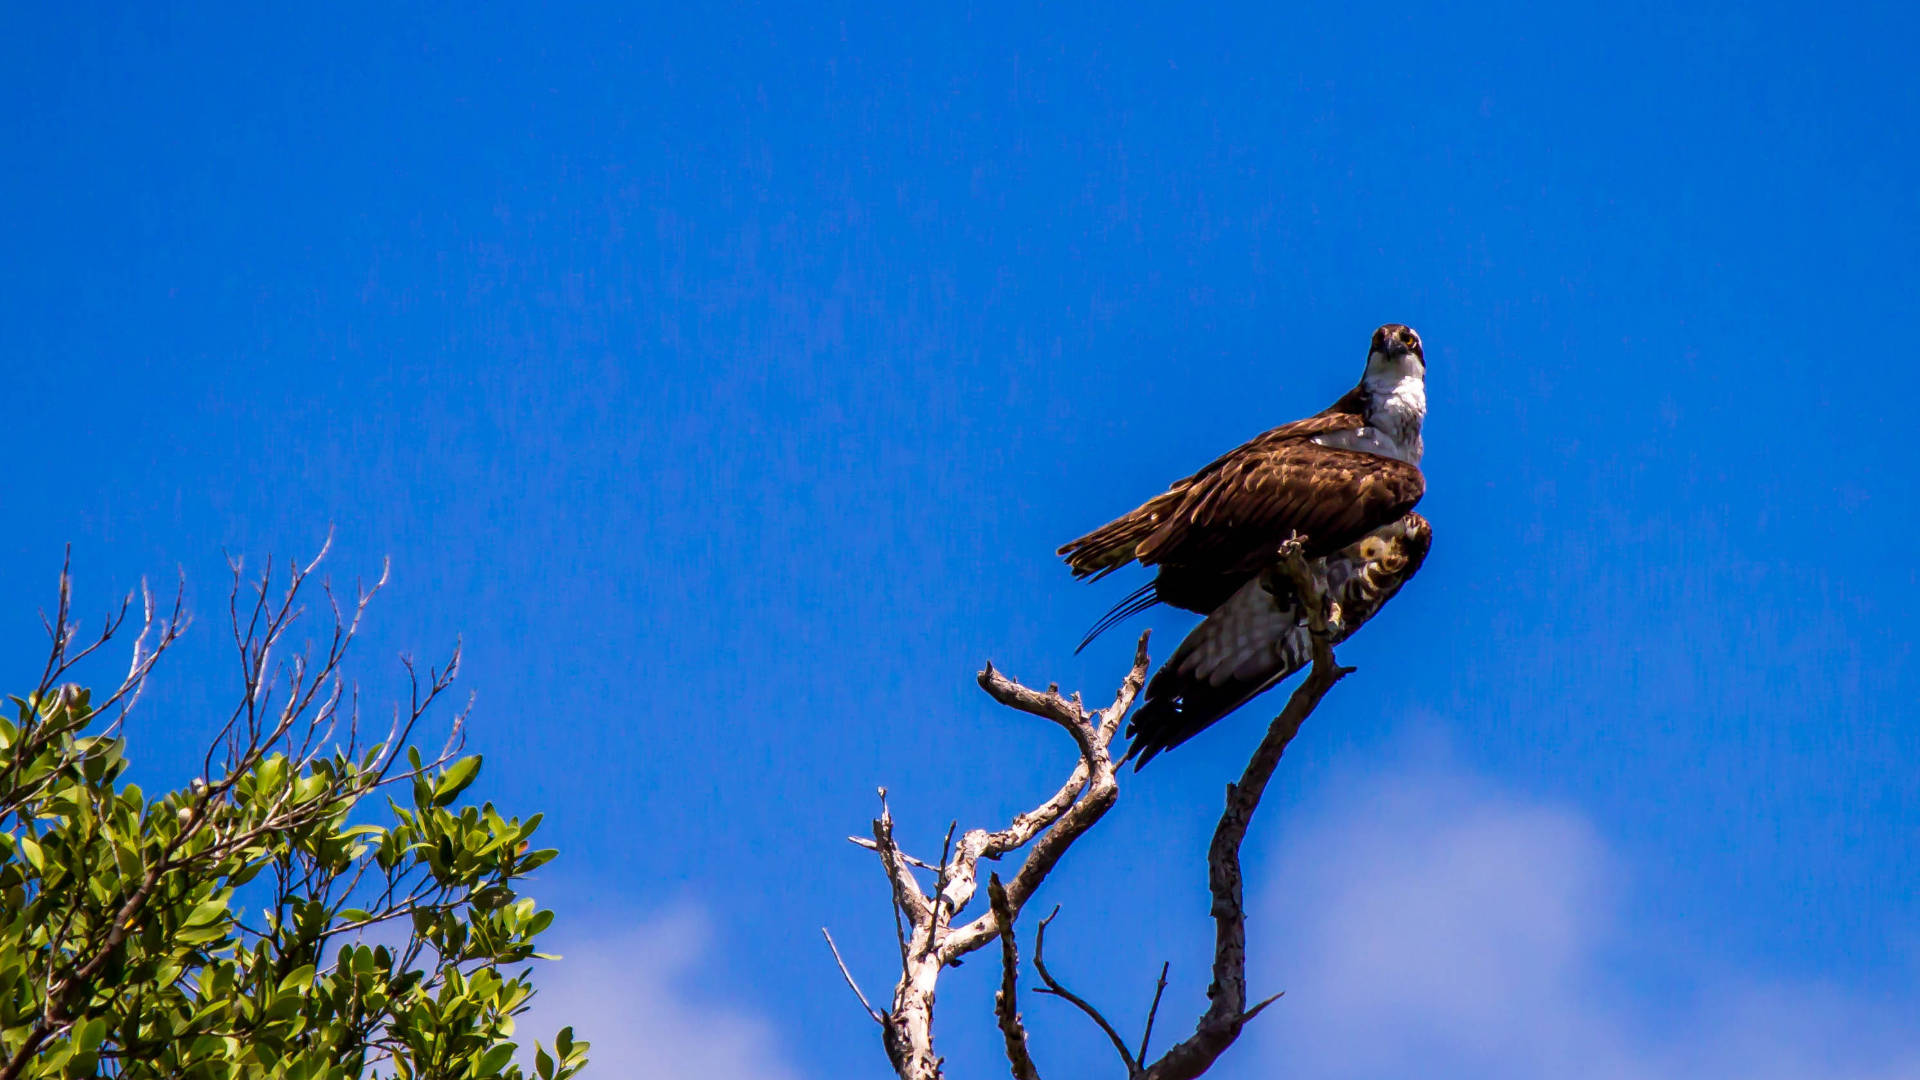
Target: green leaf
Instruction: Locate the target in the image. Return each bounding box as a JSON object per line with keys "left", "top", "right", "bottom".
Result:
{"left": 72, "top": 1016, "right": 107, "bottom": 1052}
{"left": 176, "top": 923, "right": 231, "bottom": 945}
{"left": 278, "top": 964, "right": 317, "bottom": 993}
{"left": 433, "top": 755, "right": 484, "bottom": 807}
{"left": 473, "top": 1043, "right": 515, "bottom": 1077}
{"left": 17, "top": 836, "right": 43, "bottom": 872}
{"left": 256, "top": 753, "right": 288, "bottom": 796}
{"left": 182, "top": 899, "right": 229, "bottom": 927}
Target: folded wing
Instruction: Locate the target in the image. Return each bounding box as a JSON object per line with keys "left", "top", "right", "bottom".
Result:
{"left": 1059, "top": 416, "right": 1425, "bottom": 641}
{"left": 1123, "top": 512, "right": 1433, "bottom": 769}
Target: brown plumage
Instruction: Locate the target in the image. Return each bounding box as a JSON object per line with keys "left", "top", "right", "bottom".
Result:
{"left": 1059, "top": 324, "right": 1428, "bottom": 650}
{"left": 1122, "top": 512, "right": 1433, "bottom": 769}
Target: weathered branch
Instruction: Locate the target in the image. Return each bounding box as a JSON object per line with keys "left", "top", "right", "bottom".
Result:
{"left": 989, "top": 876, "right": 1041, "bottom": 1080}
{"left": 940, "top": 631, "right": 1150, "bottom": 963}
{"left": 833, "top": 632, "right": 1150, "bottom": 1080}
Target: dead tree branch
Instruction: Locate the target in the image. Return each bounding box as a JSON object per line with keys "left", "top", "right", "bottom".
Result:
{"left": 989, "top": 875, "right": 1041, "bottom": 1080}
{"left": 827, "top": 632, "right": 1147, "bottom": 1080}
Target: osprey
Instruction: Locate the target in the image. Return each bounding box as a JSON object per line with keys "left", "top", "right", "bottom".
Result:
{"left": 1057, "top": 323, "right": 1430, "bottom": 765}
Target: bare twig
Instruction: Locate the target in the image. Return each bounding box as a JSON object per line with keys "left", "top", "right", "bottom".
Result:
{"left": 989, "top": 876, "right": 1041, "bottom": 1080}
{"left": 847, "top": 836, "right": 941, "bottom": 873}
{"left": 1242, "top": 991, "right": 1284, "bottom": 1022}
{"left": 1138, "top": 961, "right": 1171, "bottom": 1064}
{"left": 1032, "top": 906, "right": 1137, "bottom": 1074}
{"left": 822, "top": 929, "right": 884, "bottom": 1026}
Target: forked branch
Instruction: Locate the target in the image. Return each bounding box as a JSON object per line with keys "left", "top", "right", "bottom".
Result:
{"left": 823, "top": 633, "right": 1148, "bottom": 1080}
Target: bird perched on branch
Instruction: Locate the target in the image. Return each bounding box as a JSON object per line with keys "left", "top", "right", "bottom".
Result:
{"left": 1057, "top": 323, "right": 1431, "bottom": 766}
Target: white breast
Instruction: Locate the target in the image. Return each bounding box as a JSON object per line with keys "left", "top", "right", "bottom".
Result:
{"left": 1312, "top": 369, "right": 1425, "bottom": 465}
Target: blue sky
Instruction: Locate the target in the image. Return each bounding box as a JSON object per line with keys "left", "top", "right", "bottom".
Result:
{"left": 5, "top": 3, "right": 1918, "bottom": 1077}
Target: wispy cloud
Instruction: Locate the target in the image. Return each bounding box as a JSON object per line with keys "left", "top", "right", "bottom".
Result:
{"left": 1252, "top": 761, "right": 1920, "bottom": 1080}
{"left": 522, "top": 906, "right": 800, "bottom": 1080}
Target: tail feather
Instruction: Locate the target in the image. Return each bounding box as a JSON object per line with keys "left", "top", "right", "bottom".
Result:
{"left": 1057, "top": 490, "right": 1183, "bottom": 579}
{"left": 1124, "top": 667, "right": 1286, "bottom": 770}
{"left": 1074, "top": 581, "right": 1162, "bottom": 654}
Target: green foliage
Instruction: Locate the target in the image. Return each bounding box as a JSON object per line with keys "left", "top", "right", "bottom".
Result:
{"left": 0, "top": 559, "right": 588, "bottom": 1080}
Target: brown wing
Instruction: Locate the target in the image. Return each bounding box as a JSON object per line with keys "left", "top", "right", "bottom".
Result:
{"left": 1057, "top": 405, "right": 1380, "bottom": 580}
{"left": 1132, "top": 436, "right": 1424, "bottom": 575}
{"left": 1123, "top": 513, "right": 1433, "bottom": 769}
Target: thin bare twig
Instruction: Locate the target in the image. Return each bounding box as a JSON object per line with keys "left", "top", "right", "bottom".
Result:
{"left": 1031, "top": 906, "right": 1137, "bottom": 1075}
{"left": 822, "top": 929, "right": 884, "bottom": 1026}
{"left": 1138, "top": 961, "right": 1171, "bottom": 1064}
{"left": 847, "top": 836, "right": 941, "bottom": 873}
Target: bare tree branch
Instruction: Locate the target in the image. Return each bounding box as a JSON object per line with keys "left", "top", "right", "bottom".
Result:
{"left": 938, "top": 630, "right": 1151, "bottom": 963}
{"left": 1032, "top": 905, "right": 1138, "bottom": 1075}
{"left": 989, "top": 875, "right": 1041, "bottom": 1080}
{"left": 829, "top": 633, "right": 1148, "bottom": 1080}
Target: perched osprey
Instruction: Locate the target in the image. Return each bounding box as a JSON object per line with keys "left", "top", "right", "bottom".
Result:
{"left": 1057, "top": 323, "right": 1431, "bottom": 764}
{"left": 1125, "top": 512, "right": 1432, "bottom": 768}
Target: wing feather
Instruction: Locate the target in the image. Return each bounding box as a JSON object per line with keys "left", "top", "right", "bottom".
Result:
{"left": 1059, "top": 394, "right": 1423, "bottom": 643}
{"left": 1133, "top": 437, "right": 1423, "bottom": 570}
{"left": 1122, "top": 513, "right": 1433, "bottom": 769}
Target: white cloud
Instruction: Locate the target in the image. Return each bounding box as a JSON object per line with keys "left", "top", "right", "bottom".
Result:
{"left": 520, "top": 906, "right": 800, "bottom": 1080}
{"left": 1252, "top": 764, "right": 1920, "bottom": 1080}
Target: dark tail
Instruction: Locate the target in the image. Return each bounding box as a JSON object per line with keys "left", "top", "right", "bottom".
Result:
{"left": 1074, "top": 580, "right": 1162, "bottom": 654}
{"left": 1122, "top": 670, "right": 1280, "bottom": 771}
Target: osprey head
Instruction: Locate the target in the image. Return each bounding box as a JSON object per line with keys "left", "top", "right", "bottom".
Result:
{"left": 1356, "top": 323, "right": 1428, "bottom": 463}
{"left": 1368, "top": 323, "right": 1424, "bottom": 376}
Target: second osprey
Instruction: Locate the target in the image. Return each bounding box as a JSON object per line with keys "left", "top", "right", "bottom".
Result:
{"left": 1058, "top": 323, "right": 1430, "bottom": 765}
